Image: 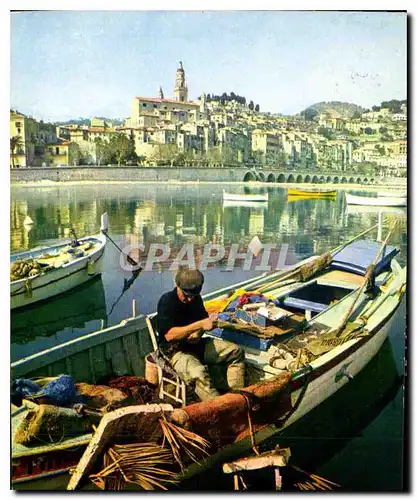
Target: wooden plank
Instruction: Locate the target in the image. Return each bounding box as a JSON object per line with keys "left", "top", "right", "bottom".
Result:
{"left": 67, "top": 404, "right": 173, "bottom": 490}
{"left": 90, "top": 344, "right": 109, "bottom": 382}
{"left": 318, "top": 269, "right": 365, "bottom": 287}
{"left": 110, "top": 338, "right": 129, "bottom": 376}
{"left": 88, "top": 349, "right": 96, "bottom": 384}
{"left": 123, "top": 333, "right": 144, "bottom": 377}
{"left": 222, "top": 448, "right": 291, "bottom": 473}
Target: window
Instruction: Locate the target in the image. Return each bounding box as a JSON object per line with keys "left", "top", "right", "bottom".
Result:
{"left": 142, "top": 103, "right": 147, "bottom": 107}
{"left": 56, "top": 147, "right": 60, "bottom": 155}
{"left": 16, "top": 122, "right": 21, "bottom": 128}
{"left": 48, "top": 147, "right": 53, "bottom": 153}
{"left": 17, "top": 128, "right": 21, "bottom": 134}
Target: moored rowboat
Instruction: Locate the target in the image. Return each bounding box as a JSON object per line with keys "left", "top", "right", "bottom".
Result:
{"left": 223, "top": 190, "right": 268, "bottom": 202}
{"left": 10, "top": 214, "right": 108, "bottom": 310}
{"left": 345, "top": 193, "right": 407, "bottom": 207}
{"left": 287, "top": 188, "right": 337, "bottom": 198}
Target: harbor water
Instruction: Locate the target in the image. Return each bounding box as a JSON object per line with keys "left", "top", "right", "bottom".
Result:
{"left": 10, "top": 183, "right": 407, "bottom": 491}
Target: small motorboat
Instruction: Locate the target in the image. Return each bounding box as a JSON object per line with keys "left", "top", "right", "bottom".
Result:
{"left": 287, "top": 188, "right": 337, "bottom": 198}
{"left": 345, "top": 193, "right": 407, "bottom": 207}
{"left": 10, "top": 214, "right": 108, "bottom": 310}
{"left": 222, "top": 190, "right": 268, "bottom": 202}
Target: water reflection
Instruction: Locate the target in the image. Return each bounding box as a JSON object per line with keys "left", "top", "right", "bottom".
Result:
{"left": 10, "top": 186, "right": 407, "bottom": 265}
{"left": 11, "top": 276, "right": 107, "bottom": 357}
{"left": 10, "top": 184, "right": 407, "bottom": 358}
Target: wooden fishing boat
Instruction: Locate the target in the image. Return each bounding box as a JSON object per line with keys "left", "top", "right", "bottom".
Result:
{"left": 223, "top": 200, "right": 268, "bottom": 208}
{"left": 287, "top": 194, "right": 336, "bottom": 203}
{"left": 345, "top": 193, "right": 407, "bottom": 207}
{"left": 10, "top": 214, "right": 108, "bottom": 310}
{"left": 11, "top": 224, "right": 406, "bottom": 490}
{"left": 378, "top": 191, "right": 407, "bottom": 198}
{"left": 287, "top": 188, "right": 337, "bottom": 198}
{"left": 222, "top": 190, "right": 268, "bottom": 202}
{"left": 346, "top": 204, "right": 407, "bottom": 216}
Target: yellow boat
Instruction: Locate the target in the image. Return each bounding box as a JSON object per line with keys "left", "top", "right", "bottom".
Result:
{"left": 287, "top": 188, "right": 337, "bottom": 198}
{"left": 288, "top": 194, "right": 337, "bottom": 203}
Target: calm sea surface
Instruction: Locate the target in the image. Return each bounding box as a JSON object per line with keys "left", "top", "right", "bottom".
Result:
{"left": 10, "top": 183, "right": 407, "bottom": 491}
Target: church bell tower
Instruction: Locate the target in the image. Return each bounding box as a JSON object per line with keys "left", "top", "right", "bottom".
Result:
{"left": 174, "top": 61, "right": 188, "bottom": 102}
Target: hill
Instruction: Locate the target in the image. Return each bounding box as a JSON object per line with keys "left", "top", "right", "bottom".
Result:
{"left": 299, "top": 101, "right": 365, "bottom": 120}
{"left": 55, "top": 117, "right": 124, "bottom": 126}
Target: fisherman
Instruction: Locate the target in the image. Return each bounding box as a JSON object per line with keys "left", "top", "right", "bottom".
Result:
{"left": 157, "top": 267, "right": 245, "bottom": 401}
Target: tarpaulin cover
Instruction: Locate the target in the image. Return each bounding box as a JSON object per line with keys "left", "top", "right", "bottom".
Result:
{"left": 330, "top": 239, "right": 399, "bottom": 276}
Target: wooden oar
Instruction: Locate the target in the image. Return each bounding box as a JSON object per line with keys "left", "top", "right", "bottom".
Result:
{"left": 334, "top": 220, "right": 398, "bottom": 337}
{"left": 255, "top": 223, "right": 379, "bottom": 294}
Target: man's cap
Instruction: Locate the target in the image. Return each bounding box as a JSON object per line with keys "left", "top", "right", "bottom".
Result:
{"left": 175, "top": 268, "right": 204, "bottom": 296}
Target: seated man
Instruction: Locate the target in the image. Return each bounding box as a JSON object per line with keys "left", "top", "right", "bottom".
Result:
{"left": 157, "top": 268, "right": 245, "bottom": 401}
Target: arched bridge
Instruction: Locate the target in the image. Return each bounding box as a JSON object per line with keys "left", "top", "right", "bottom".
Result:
{"left": 243, "top": 169, "right": 377, "bottom": 185}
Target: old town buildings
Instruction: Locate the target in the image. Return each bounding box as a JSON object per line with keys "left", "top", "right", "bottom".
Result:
{"left": 10, "top": 62, "right": 407, "bottom": 176}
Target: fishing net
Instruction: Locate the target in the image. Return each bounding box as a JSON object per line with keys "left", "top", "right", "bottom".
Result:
{"left": 75, "top": 383, "right": 128, "bottom": 410}
{"left": 107, "top": 376, "right": 157, "bottom": 404}
{"left": 14, "top": 404, "right": 99, "bottom": 445}
{"left": 305, "top": 322, "right": 368, "bottom": 356}
{"left": 10, "top": 259, "right": 41, "bottom": 281}
{"left": 181, "top": 372, "right": 292, "bottom": 450}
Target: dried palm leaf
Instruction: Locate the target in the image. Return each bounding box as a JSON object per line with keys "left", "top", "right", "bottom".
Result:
{"left": 159, "top": 416, "right": 210, "bottom": 470}
{"left": 90, "top": 442, "right": 179, "bottom": 491}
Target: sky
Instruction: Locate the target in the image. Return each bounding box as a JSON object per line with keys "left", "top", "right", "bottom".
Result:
{"left": 10, "top": 10, "right": 407, "bottom": 122}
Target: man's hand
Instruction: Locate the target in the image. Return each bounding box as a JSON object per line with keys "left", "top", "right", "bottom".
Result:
{"left": 200, "top": 317, "right": 217, "bottom": 331}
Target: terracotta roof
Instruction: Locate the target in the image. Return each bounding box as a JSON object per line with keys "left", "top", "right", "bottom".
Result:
{"left": 135, "top": 97, "right": 199, "bottom": 107}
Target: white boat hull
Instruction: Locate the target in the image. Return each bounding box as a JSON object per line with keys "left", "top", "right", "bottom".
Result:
{"left": 223, "top": 200, "right": 268, "bottom": 208}
{"left": 223, "top": 190, "right": 268, "bottom": 202}
{"left": 346, "top": 204, "right": 407, "bottom": 215}
{"left": 10, "top": 234, "right": 106, "bottom": 310}
{"left": 285, "top": 304, "right": 398, "bottom": 426}
{"left": 345, "top": 193, "right": 407, "bottom": 207}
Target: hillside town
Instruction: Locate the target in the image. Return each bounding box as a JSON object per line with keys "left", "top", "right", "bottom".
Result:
{"left": 10, "top": 61, "right": 407, "bottom": 178}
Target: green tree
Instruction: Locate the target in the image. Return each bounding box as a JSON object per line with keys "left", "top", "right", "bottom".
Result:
{"left": 68, "top": 142, "right": 82, "bottom": 166}
{"left": 205, "top": 146, "right": 222, "bottom": 165}
{"left": 364, "top": 127, "right": 375, "bottom": 135}
{"left": 94, "top": 137, "right": 111, "bottom": 166}
{"left": 375, "top": 144, "right": 386, "bottom": 156}
{"left": 126, "top": 133, "right": 138, "bottom": 164}
{"left": 248, "top": 101, "right": 254, "bottom": 111}
{"left": 255, "top": 104, "right": 260, "bottom": 112}
{"left": 301, "top": 108, "right": 318, "bottom": 121}
{"left": 379, "top": 126, "right": 388, "bottom": 134}
{"left": 317, "top": 127, "right": 334, "bottom": 140}
{"left": 110, "top": 133, "right": 130, "bottom": 166}
{"left": 10, "top": 135, "right": 24, "bottom": 168}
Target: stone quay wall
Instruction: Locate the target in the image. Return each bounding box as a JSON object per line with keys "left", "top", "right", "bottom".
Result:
{"left": 10, "top": 166, "right": 406, "bottom": 187}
